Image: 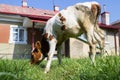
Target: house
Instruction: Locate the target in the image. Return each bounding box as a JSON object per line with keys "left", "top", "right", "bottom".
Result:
{"left": 0, "top": 0, "right": 58, "bottom": 59}
{"left": 0, "top": 1, "right": 119, "bottom": 59}
{"left": 65, "top": 11, "right": 120, "bottom": 58}
{"left": 99, "top": 12, "right": 120, "bottom": 56}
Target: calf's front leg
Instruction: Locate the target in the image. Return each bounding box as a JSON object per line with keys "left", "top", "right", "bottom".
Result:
{"left": 44, "top": 39, "right": 57, "bottom": 73}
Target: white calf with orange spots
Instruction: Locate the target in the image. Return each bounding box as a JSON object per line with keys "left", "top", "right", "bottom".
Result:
{"left": 40, "top": 1, "right": 104, "bottom": 73}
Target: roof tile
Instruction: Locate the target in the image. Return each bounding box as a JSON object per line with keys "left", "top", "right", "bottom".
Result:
{"left": 0, "top": 4, "right": 56, "bottom": 17}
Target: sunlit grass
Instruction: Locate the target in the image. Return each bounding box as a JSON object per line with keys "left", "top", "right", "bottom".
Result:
{"left": 0, "top": 56, "right": 120, "bottom": 80}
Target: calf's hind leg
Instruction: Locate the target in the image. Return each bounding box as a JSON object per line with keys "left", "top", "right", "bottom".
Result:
{"left": 86, "top": 29, "right": 97, "bottom": 65}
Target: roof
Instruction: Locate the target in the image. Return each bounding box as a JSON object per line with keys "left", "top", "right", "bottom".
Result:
{"left": 0, "top": 4, "right": 56, "bottom": 20}
{"left": 0, "top": 4, "right": 120, "bottom": 29}
{"left": 111, "top": 20, "right": 120, "bottom": 25}
{"left": 99, "top": 23, "right": 120, "bottom": 29}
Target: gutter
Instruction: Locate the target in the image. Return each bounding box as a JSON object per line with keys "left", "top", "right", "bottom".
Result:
{"left": 0, "top": 12, "right": 52, "bottom": 21}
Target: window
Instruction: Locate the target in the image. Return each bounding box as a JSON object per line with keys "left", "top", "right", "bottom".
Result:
{"left": 9, "top": 25, "right": 27, "bottom": 44}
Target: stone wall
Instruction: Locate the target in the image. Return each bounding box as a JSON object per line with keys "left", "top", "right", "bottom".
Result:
{"left": 0, "top": 43, "right": 31, "bottom": 59}
{"left": 65, "top": 38, "right": 89, "bottom": 59}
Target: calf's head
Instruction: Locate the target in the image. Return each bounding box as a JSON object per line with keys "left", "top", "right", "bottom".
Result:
{"left": 31, "top": 41, "right": 43, "bottom": 64}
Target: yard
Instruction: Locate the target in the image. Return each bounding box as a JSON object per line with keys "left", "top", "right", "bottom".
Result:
{"left": 0, "top": 56, "right": 120, "bottom": 80}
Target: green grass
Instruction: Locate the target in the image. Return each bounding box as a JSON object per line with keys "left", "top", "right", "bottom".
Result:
{"left": 0, "top": 56, "right": 120, "bottom": 80}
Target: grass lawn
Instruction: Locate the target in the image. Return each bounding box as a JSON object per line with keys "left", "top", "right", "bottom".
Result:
{"left": 0, "top": 56, "right": 120, "bottom": 80}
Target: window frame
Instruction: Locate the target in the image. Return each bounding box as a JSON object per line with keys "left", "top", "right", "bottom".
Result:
{"left": 9, "top": 25, "right": 27, "bottom": 44}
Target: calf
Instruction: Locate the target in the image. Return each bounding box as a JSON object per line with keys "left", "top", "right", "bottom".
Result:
{"left": 40, "top": 1, "right": 105, "bottom": 73}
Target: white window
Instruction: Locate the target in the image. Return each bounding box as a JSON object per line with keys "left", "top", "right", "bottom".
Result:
{"left": 9, "top": 25, "right": 27, "bottom": 44}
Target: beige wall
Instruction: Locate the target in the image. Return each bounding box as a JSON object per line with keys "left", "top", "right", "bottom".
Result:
{"left": 68, "top": 38, "right": 89, "bottom": 58}
{"left": 105, "top": 31, "right": 119, "bottom": 55}
{"left": 0, "top": 43, "right": 31, "bottom": 59}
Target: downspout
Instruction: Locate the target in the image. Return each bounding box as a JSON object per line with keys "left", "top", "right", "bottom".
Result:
{"left": 114, "top": 32, "right": 117, "bottom": 55}
{"left": 32, "top": 22, "right": 35, "bottom": 50}
{"left": 119, "top": 29, "right": 120, "bottom": 56}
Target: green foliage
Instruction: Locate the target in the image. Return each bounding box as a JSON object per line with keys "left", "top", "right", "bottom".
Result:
{"left": 0, "top": 56, "right": 120, "bottom": 80}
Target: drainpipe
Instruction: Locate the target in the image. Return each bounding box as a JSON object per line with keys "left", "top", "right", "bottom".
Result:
{"left": 114, "top": 32, "right": 117, "bottom": 55}
{"left": 32, "top": 22, "right": 35, "bottom": 50}
{"left": 119, "top": 29, "right": 120, "bottom": 56}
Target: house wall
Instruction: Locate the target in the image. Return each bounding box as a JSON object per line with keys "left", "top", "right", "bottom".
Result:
{"left": 1, "top": 23, "right": 119, "bottom": 59}
{"left": 66, "top": 38, "right": 89, "bottom": 58}
{"left": 0, "top": 24, "right": 10, "bottom": 43}
{"left": 104, "top": 29, "right": 119, "bottom": 55}
{"left": 111, "top": 22, "right": 120, "bottom": 56}
{"left": 0, "top": 43, "right": 31, "bottom": 59}
{"left": 115, "top": 33, "right": 119, "bottom": 55}
{"left": 0, "top": 24, "right": 32, "bottom": 59}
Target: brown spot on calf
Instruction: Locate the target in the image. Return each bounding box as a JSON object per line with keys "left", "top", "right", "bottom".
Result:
{"left": 60, "top": 16, "right": 66, "bottom": 24}
{"left": 49, "top": 35, "right": 54, "bottom": 40}
{"left": 58, "top": 13, "right": 62, "bottom": 17}
{"left": 58, "top": 13, "right": 66, "bottom": 24}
